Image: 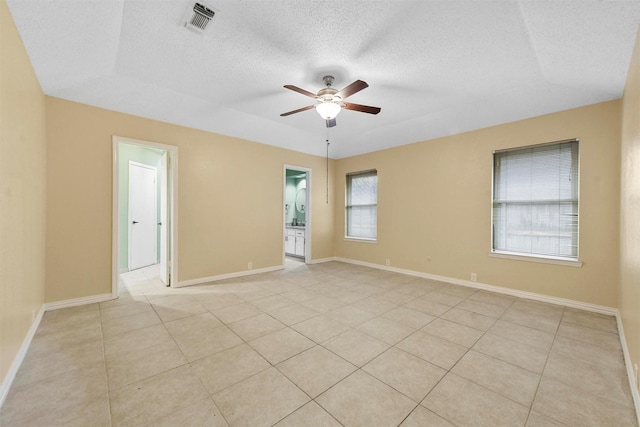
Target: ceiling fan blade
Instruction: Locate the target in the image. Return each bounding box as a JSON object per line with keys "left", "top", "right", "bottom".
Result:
{"left": 336, "top": 80, "right": 368, "bottom": 99}
{"left": 280, "top": 105, "right": 315, "bottom": 117}
{"left": 326, "top": 118, "right": 336, "bottom": 128}
{"left": 344, "top": 102, "right": 381, "bottom": 115}
{"left": 284, "top": 85, "right": 317, "bottom": 98}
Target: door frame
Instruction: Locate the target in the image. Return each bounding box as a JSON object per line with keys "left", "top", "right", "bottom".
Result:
{"left": 283, "top": 164, "right": 311, "bottom": 264}
{"left": 112, "top": 136, "right": 179, "bottom": 298}
{"left": 159, "top": 151, "right": 169, "bottom": 285}
{"left": 127, "top": 161, "right": 158, "bottom": 271}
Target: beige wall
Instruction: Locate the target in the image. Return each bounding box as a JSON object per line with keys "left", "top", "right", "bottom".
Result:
{"left": 335, "top": 100, "right": 621, "bottom": 308}
{"left": 620, "top": 27, "right": 640, "bottom": 394}
{"left": 45, "top": 97, "right": 334, "bottom": 302}
{"left": 1, "top": 0, "right": 636, "bottom": 400}
{"left": 0, "top": 0, "right": 47, "bottom": 389}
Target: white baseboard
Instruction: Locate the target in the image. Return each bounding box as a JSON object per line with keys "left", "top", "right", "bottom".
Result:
{"left": 1, "top": 293, "right": 114, "bottom": 410}
{"left": 335, "top": 257, "right": 617, "bottom": 315}
{"left": 308, "top": 257, "right": 337, "bottom": 264}
{"left": 44, "top": 293, "right": 114, "bottom": 311}
{"left": 335, "top": 256, "right": 639, "bottom": 421}
{"left": 0, "top": 305, "right": 44, "bottom": 409}
{"left": 3, "top": 259, "right": 638, "bottom": 424}
{"left": 617, "top": 314, "right": 640, "bottom": 426}
{"left": 176, "top": 265, "right": 283, "bottom": 287}
{"left": 175, "top": 258, "right": 341, "bottom": 287}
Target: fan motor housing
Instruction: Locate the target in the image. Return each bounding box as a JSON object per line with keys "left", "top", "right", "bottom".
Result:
{"left": 317, "top": 87, "right": 338, "bottom": 98}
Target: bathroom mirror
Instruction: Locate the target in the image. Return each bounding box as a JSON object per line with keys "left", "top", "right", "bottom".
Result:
{"left": 295, "top": 188, "right": 306, "bottom": 213}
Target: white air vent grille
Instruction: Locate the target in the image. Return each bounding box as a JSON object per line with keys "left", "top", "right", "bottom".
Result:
{"left": 185, "top": 3, "right": 215, "bottom": 32}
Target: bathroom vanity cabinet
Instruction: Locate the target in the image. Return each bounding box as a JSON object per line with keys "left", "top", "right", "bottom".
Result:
{"left": 285, "top": 227, "right": 305, "bottom": 258}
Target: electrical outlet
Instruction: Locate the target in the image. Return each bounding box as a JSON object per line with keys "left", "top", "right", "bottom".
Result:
{"left": 385, "top": 259, "right": 390, "bottom": 266}
{"left": 471, "top": 273, "right": 478, "bottom": 282}
{"left": 248, "top": 262, "right": 253, "bottom": 270}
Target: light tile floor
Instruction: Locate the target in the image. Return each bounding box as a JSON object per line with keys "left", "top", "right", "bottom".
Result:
{"left": 1, "top": 260, "right": 638, "bottom": 426}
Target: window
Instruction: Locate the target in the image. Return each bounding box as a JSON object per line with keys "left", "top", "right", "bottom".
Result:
{"left": 346, "top": 170, "right": 377, "bottom": 240}
{"left": 492, "top": 140, "right": 579, "bottom": 260}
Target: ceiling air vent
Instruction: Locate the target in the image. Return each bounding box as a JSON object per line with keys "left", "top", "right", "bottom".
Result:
{"left": 184, "top": 3, "right": 216, "bottom": 33}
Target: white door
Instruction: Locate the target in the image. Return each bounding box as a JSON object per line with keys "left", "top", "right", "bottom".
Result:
{"left": 129, "top": 162, "right": 157, "bottom": 270}
{"left": 159, "top": 152, "right": 169, "bottom": 284}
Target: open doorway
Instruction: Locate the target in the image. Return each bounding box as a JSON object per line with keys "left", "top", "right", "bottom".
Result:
{"left": 112, "top": 136, "right": 178, "bottom": 298}
{"left": 284, "top": 165, "right": 311, "bottom": 264}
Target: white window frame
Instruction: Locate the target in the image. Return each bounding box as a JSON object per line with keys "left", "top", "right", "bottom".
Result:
{"left": 490, "top": 139, "right": 582, "bottom": 267}
{"left": 345, "top": 169, "right": 378, "bottom": 242}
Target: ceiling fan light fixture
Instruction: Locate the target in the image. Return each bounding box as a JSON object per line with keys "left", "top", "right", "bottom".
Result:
{"left": 281, "top": 76, "right": 379, "bottom": 122}
{"left": 316, "top": 102, "right": 342, "bottom": 120}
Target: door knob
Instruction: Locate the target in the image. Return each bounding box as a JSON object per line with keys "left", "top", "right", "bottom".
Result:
{"left": 132, "top": 221, "right": 139, "bottom": 224}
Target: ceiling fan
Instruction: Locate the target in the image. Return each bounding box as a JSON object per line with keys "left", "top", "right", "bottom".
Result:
{"left": 280, "top": 75, "right": 381, "bottom": 128}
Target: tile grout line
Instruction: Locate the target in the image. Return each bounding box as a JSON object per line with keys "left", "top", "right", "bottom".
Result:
{"left": 300, "top": 286, "right": 466, "bottom": 426}
{"left": 419, "top": 294, "right": 554, "bottom": 425}
{"left": 208, "top": 275, "right": 354, "bottom": 426}
{"left": 105, "top": 286, "right": 200, "bottom": 424}
{"left": 270, "top": 346, "right": 347, "bottom": 427}
{"left": 523, "top": 304, "right": 566, "bottom": 426}
{"left": 157, "top": 294, "right": 240, "bottom": 427}
{"left": 97, "top": 303, "right": 114, "bottom": 427}
{"left": 416, "top": 295, "right": 501, "bottom": 426}
{"left": 31, "top": 263, "right": 631, "bottom": 426}
{"left": 265, "top": 274, "right": 421, "bottom": 425}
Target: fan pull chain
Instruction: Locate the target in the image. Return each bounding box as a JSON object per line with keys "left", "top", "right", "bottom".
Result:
{"left": 326, "top": 138, "right": 330, "bottom": 204}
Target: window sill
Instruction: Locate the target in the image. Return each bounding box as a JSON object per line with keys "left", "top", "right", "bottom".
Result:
{"left": 344, "top": 237, "right": 377, "bottom": 244}
{"left": 489, "top": 251, "right": 583, "bottom": 267}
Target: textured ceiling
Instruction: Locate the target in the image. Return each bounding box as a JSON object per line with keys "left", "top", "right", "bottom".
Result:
{"left": 7, "top": 0, "right": 640, "bottom": 158}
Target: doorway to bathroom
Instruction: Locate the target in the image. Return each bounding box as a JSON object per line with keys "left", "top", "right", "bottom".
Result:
{"left": 283, "top": 165, "right": 311, "bottom": 264}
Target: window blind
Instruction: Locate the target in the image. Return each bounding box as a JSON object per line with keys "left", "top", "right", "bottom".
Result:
{"left": 492, "top": 140, "right": 579, "bottom": 259}
{"left": 346, "top": 170, "right": 377, "bottom": 239}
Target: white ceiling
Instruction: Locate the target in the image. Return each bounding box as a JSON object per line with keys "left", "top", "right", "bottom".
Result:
{"left": 7, "top": 0, "right": 640, "bottom": 159}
